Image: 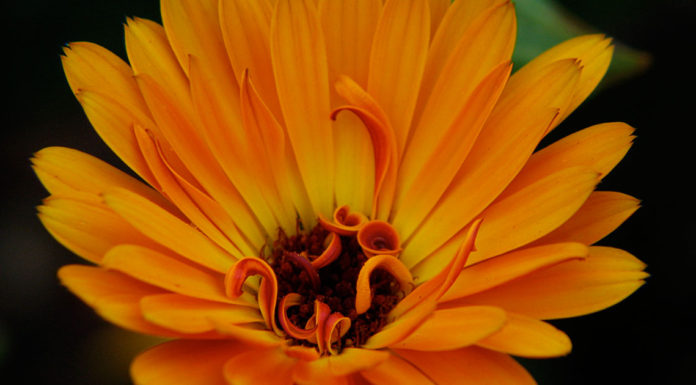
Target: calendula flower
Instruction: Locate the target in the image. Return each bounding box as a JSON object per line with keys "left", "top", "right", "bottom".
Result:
{"left": 34, "top": 0, "right": 647, "bottom": 383}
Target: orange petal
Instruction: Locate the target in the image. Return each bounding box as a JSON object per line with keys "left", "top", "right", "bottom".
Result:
{"left": 392, "top": 306, "right": 506, "bottom": 351}
{"left": 270, "top": 0, "right": 334, "bottom": 218}
{"left": 278, "top": 293, "right": 318, "bottom": 340}
{"left": 367, "top": 0, "right": 430, "bottom": 157}
{"left": 356, "top": 221, "right": 402, "bottom": 257}
{"left": 310, "top": 232, "right": 342, "bottom": 269}
{"left": 319, "top": 205, "right": 368, "bottom": 236}
{"left": 451, "top": 246, "right": 647, "bottom": 320}
{"left": 140, "top": 293, "right": 262, "bottom": 334}
{"left": 323, "top": 313, "right": 352, "bottom": 355}
{"left": 403, "top": 59, "right": 581, "bottom": 264}
{"left": 532, "top": 191, "right": 640, "bottom": 246}
{"left": 393, "top": 347, "right": 536, "bottom": 385}
{"left": 223, "top": 347, "right": 297, "bottom": 385}
{"left": 477, "top": 312, "right": 572, "bottom": 358}
{"left": 58, "top": 265, "right": 182, "bottom": 337}
{"left": 38, "top": 197, "right": 160, "bottom": 264}
{"left": 440, "top": 242, "right": 589, "bottom": 302}
{"left": 224, "top": 257, "right": 279, "bottom": 332}
{"left": 361, "top": 298, "right": 436, "bottom": 349}
{"left": 427, "top": 0, "right": 450, "bottom": 41}
{"left": 104, "top": 187, "right": 236, "bottom": 273}
{"left": 355, "top": 255, "right": 413, "bottom": 315}
{"left": 360, "top": 351, "right": 436, "bottom": 385}
{"left": 212, "top": 321, "right": 284, "bottom": 348}
{"left": 294, "top": 348, "right": 390, "bottom": 383}
{"left": 102, "top": 245, "right": 246, "bottom": 305}
{"left": 131, "top": 340, "right": 249, "bottom": 385}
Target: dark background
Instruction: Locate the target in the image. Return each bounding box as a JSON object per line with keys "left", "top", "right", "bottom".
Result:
{"left": 2, "top": 0, "right": 694, "bottom": 384}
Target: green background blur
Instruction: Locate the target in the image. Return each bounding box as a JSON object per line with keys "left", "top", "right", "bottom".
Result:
{"left": 2, "top": 0, "right": 694, "bottom": 384}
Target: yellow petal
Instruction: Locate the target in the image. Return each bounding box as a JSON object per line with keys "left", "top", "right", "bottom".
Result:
{"left": 532, "top": 191, "right": 640, "bottom": 246}
{"left": 368, "top": 0, "right": 430, "bottom": 157}
{"left": 131, "top": 340, "right": 249, "bottom": 385}
{"left": 440, "top": 242, "right": 589, "bottom": 302}
{"left": 452, "top": 246, "right": 647, "bottom": 320}
{"left": 140, "top": 293, "right": 261, "bottom": 334}
{"left": 403, "top": 59, "right": 581, "bottom": 264}
{"left": 393, "top": 347, "right": 536, "bottom": 385}
{"left": 32, "top": 146, "right": 175, "bottom": 212}
{"left": 392, "top": 306, "right": 506, "bottom": 351}
{"left": 393, "top": 62, "right": 511, "bottom": 239}
{"left": 360, "top": 352, "right": 436, "bottom": 385}
{"left": 469, "top": 167, "right": 600, "bottom": 264}
{"left": 102, "top": 245, "right": 246, "bottom": 305}
{"left": 219, "top": 0, "right": 282, "bottom": 117}
{"left": 132, "top": 126, "right": 245, "bottom": 258}
{"left": 477, "top": 312, "right": 572, "bottom": 358}
{"left": 223, "top": 347, "right": 297, "bottom": 385}
{"left": 362, "top": 299, "right": 436, "bottom": 349}
{"left": 104, "top": 187, "right": 235, "bottom": 273}
{"left": 58, "top": 265, "right": 180, "bottom": 337}
{"left": 503, "top": 122, "right": 635, "bottom": 197}
{"left": 38, "top": 197, "right": 161, "bottom": 264}
{"left": 270, "top": 0, "right": 334, "bottom": 218}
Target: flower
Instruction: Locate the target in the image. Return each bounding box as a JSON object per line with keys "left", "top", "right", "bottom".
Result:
{"left": 34, "top": 0, "right": 647, "bottom": 384}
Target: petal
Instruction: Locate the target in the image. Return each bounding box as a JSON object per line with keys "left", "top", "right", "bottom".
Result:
{"left": 32, "top": 147, "right": 173, "bottom": 212}
{"left": 362, "top": 299, "right": 436, "bottom": 349}
{"left": 440, "top": 242, "right": 589, "bottom": 302}
{"left": 391, "top": 306, "right": 506, "bottom": 351}
{"left": 355, "top": 255, "right": 413, "bottom": 315}
{"left": 451, "top": 246, "right": 647, "bottom": 320}
{"left": 477, "top": 312, "right": 572, "bottom": 358}
{"left": 393, "top": 347, "right": 536, "bottom": 385}
{"left": 270, "top": 0, "right": 334, "bottom": 218}
{"left": 294, "top": 348, "right": 389, "bottom": 382}
{"left": 360, "top": 352, "right": 435, "bottom": 385}
{"left": 104, "top": 187, "right": 236, "bottom": 273}
{"left": 213, "top": 321, "right": 284, "bottom": 348}
{"left": 140, "top": 293, "right": 262, "bottom": 334}
{"left": 532, "top": 191, "right": 640, "bottom": 246}
{"left": 368, "top": 0, "right": 430, "bottom": 157}
{"left": 403, "top": 59, "right": 581, "bottom": 264}
{"left": 131, "top": 340, "right": 248, "bottom": 385}
{"left": 223, "top": 347, "right": 297, "bottom": 385}
{"left": 427, "top": 0, "right": 450, "bottom": 41}
{"left": 58, "top": 265, "right": 179, "bottom": 337}
{"left": 37, "top": 197, "right": 161, "bottom": 264}
{"left": 224, "top": 257, "right": 280, "bottom": 333}
{"left": 102, "top": 245, "right": 248, "bottom": 305}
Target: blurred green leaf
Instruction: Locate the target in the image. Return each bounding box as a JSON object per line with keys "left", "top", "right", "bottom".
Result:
{"left": 514, "top": 0, "right": 651, "bottom": 86}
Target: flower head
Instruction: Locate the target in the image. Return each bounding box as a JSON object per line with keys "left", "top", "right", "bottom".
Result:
{"left": 35, "top": 0, "right": 646, "bottom": 383}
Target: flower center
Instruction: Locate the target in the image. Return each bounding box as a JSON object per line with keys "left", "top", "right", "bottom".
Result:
{"left": 269, "top": 222, "right": 403, "bottom": 350}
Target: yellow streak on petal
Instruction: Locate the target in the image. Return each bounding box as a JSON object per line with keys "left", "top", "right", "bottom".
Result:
{"left": 104, "top": 187, "right": 236, "bottom": 273}
{"left": 440, "top": 242, "right": 589, "bottom": 302}
{"left": 271, "top": 0, "right": 334, "bottom": 218}
{"left": 402, "top": 59, "right": 582, "bottom": 265}
{"left": 392, "top": 306, "right": 506, "bottom": 351}
{"left": 368, "top": 0, "right": 430, "bottom": 158}
{"left": 532, "top": 191, "right": 640, "bottom": 246}
{"left": 38, "top": 197, "right": 161, "bottom": 264}
{"left": 477, "top": 312, "right": 572, "bottom": 358}
{"left": 450, "top": 246, "right": 647, "bottom": 320}
{"left": 140, "top": 293, "right": 262, "bottom": 334}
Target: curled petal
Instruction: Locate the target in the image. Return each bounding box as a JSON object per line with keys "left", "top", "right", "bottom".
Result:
{"left": 355, "top": 255, "right": 414, "bottom": 315}
{"left": 313, "top": 300, "right": 332, "bottom": 355}
{"left": 323, "top": 313, "right": 351, "bottom": 355}
{"left": 224, "top": 257, "right": 279, "bottom": 333}
{"left": 319, "top": 205, "right": 368, "bottom": 236}
{"left": 310, "top": 232, "right": 343, "bottom": 269}
{"left": 357, "top": 220, "right": 401, "bottom": 257}
{"left": 285, "top": 252, "right": 321, "bottom": 289}
{"left": 278, "top": 293, "right": 317, "bottom": 340}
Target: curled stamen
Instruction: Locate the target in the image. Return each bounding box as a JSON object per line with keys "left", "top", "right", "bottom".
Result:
{"left": 224, "top": 257, "right": 279, "bottom": 332}
{"left": 310, "top": 232, "right": 342, "bottom": 269}
{"left": 323, "top": 313, "right": 351, "bottom": 355}
{"left": 355, "top": 255, "right": 413, "bottom": 315}
{"left": 357, "top": 220, "right": 401, "bottom": 257}
{"left": 285, "top": 251, "right": 321, "bottom": 290}
{"left": 319, "top": 205, "right": 368, "bottom": 236}
{"left": 278, "top": 293, "right": 317, "bottom": 340}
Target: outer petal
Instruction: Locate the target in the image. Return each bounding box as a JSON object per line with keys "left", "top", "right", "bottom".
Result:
{"left": 360, "top": 352, "right": 436, "bottom": 385}
{"left": 131, "top": 340, "right": 249, "bottom": 385}
{"left": 393, "top": 347, "right": 536, "bottom": 385}
{"left": 223, "top": 347, "right": 297, "bottom": 385}
{"left": 293, "top": 348, "right": 389, "bottom": 383}
{"left": 477, "top": 312, "right": 572, "bottom": 358}
{"left": 450, "top": 246, "right": 647, "bottom": 320}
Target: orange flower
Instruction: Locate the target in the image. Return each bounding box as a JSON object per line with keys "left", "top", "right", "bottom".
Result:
{"left": 34, "top": 0, "right": 646, "bottom": 384}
